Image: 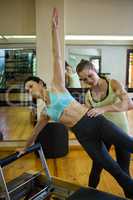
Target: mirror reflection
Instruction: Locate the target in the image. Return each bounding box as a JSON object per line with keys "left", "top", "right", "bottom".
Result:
{"left": 65, "top": 46, "right": 101, "bottom": 88}
{"left": 1, "top": 45, "right": 133, "bottom": 141}
{"left": 0, "top": 48, "right": 36, "bottom": 141}
{"left": 0, "top": 48, "right": 36, "bottom": 89}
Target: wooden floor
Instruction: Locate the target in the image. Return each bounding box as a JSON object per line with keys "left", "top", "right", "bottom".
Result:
{"left": 0, "top": 107, "right": 33, "bottom": 140}
{"left": 0, "top": 107, "right": 133, "bottom": 198}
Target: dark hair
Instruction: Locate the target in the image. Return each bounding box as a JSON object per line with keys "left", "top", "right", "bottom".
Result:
{"left": 24, "top": 76, "right": 47, "bottom": 88}
{"left": 65, "top": 61, "right": 70, "bottom": 69}
{"left": 76, "top": 59, "right": 96, "bottom": 74}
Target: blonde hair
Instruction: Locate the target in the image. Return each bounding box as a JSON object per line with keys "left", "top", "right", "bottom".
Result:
{"left": 76, "top": 59, "right": 96, "bottom": 74}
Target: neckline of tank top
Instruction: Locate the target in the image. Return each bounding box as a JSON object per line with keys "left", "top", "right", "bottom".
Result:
{"left": 90, "top": 77, "right": 109, "bottom": 103}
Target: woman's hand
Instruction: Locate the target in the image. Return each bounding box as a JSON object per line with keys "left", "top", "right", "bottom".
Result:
{"left": 16, "top": 142, "right": 34, "bottom": 156}
{"left": 52, "top": 8, "right": 59, "bottom": 29}
{"left": 16, "top": 147, "right": 27, "bottom": 157}
{"left": 87, "top": 107, "right": 105, "bottom": 118}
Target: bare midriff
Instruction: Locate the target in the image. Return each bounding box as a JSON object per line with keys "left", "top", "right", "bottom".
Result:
{"left": 59, "top": 100, "right": 90, "bottom": 127}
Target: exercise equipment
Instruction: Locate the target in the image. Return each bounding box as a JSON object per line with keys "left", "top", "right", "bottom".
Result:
{"left": 35, "top": 122, "right": 68, "bottom": 158}
{"left": 0, "top": 132, "right": 3, "bottom": 140}
{"left": 0, "top": 143, "right": 127, "bottom": 200}
{"left": 67, "top": 187, "right": 126, "bottom": 200}
{"left": 0, "top": 143, "right": 54, "bottom": 200}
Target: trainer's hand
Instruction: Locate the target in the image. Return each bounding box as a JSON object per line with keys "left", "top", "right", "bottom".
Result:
{"left": 87, "top": 107, "right": 105, "bottom": 118}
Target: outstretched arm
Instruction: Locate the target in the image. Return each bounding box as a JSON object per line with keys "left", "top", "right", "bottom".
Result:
{"left": 52, "top": 8, "right": 66, "bottom": 90}
{"left": 17, "top": 114, "right": 49, "bottom": 153}
{"left": 25, "top": 114, "right": 48, "bottom": 148}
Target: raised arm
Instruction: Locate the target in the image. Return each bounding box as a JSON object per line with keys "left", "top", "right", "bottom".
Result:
{"left": 52, "top": 8, "right": 66, "bottom": 90}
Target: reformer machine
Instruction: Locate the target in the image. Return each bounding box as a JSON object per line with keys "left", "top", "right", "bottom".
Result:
{"left": 0, "top": 143, "right": 128, "bottom": 200}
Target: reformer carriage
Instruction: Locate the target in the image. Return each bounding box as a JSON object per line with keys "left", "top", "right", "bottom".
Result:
{"left": 0, "top": 143, "right": 127, "bottom": 200}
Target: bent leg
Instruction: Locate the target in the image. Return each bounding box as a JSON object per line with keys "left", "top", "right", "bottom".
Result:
{"left": 80, "top": 139, "right": 133, "bottom": 198}
{"left": 89, "top": 162, "right": 103, "bottom": 188}
{"left": 71, "top": 114, "right": 133, "bottom": 197}
{"left": 115, "top": 146, "right": 131, "bottom": 176}
{"left": 89, "top": 142, "right": 111, "bottom": 188}
{"left": 97, "top": 115, "right": 133, "bottom": 152}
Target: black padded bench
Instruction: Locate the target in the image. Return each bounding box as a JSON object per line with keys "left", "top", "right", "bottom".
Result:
{"left": 67, "top": 187, "right": 126, "bottom": 200}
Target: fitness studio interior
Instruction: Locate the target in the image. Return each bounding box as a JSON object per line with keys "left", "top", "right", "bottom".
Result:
{"left": 0, "top": 0, "right": 133, "bottom": 199}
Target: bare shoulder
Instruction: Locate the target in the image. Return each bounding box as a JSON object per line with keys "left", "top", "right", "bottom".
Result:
{"left": 110, "top": 79, "right": 124, "bottom": 91}
{"left": 51, "top": 84, "right": 68, "bottom": 93}
{"left": 110, "top": 79, "right": 128, "bottom": 98}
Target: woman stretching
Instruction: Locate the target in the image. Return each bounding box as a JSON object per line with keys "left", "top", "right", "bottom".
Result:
{"left": 22, "top": 8, "right": 133, "bottom": 198}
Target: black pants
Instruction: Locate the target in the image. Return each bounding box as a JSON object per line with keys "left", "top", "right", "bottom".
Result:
{"left": 89, "top": 142, "right": 131, "bottom": 188}
{"left": 71, "top": 114, "right": 133, "bottom": 197}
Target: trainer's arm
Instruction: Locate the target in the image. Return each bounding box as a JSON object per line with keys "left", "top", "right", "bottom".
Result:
{"left": 103, "top": 79, "right": 132, "bottom": 112}
{"left": 87, "top": 79, "right": 133, "bottom": 118}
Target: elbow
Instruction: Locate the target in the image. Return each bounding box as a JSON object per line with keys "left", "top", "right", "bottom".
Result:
{"left": 119, "top": 99, "right": 130, "bottom": 111}
{"left": 123, "top": 103, "right": 129, "bottom": 111}
{"left": 128, "top": 99, "right": 133, "bottom": 110}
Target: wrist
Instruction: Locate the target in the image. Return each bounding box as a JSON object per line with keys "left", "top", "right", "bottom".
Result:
{"left": 52, "top": 25, "right": 59, "bottom": 31}
{"left": 103, "top": 106, "right": 108, "bottom": 113}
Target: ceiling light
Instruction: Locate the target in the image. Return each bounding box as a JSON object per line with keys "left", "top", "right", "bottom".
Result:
{"left": 65, "top": 35, "right": 133, "bottom": 41}
{"left": 4, "top": 35, "right": 36, "bottom": 39}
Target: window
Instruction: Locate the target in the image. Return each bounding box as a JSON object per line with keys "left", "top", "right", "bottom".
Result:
{"left": 126, "top": 49, "right": 133, "bottom": 91}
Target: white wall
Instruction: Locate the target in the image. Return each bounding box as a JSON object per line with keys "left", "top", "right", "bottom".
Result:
{"left": 64, "top": 0, "right": 133, "bottom": 86}
{"left": 65, "top": 0, "right": 133, "bottom": 35}
{"left": 0, "top": 0, "right": 133, "bottom": 36}
{"left": 0, "top": 0, "right": 35, "bottom": 34}
{"left": 66, "top": 45, "right": 133, "bottom": 85}
{"left": 101, "top": 46, "right": 127, "bottom": 84}
{"left": 35, "top": 0, "right": 64, "bottom": 118}
{"left": 0, "top": 0, "right": 133, "bottom": 87}
{"left": 100, "top": 46, "right": 132, "bottom": 86}
{"left": 35, "top": 0, "right": 64, "bottom": 86}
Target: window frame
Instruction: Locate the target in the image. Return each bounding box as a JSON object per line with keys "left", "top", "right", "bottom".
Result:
{"left": 126, "top": 49, "right": 133, "bottom": 92}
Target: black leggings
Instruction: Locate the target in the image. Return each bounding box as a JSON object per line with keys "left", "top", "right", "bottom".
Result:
{"left": 71, "top": 114, "right": 133, "bottom": 198}
{"left": 89, "top": 142, "right": 131, "bottom": 188}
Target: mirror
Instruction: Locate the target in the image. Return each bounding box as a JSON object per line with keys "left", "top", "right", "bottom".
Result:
{"left": 65, "top": 46, "right": 101, "bottom": 88}
{"left": 64, "top": 42, "right": 133, "bottom": 106}
{"left": 1, "top": 43, "right": 132, "bottom": 142}
{"left": 0, "top": 48, "right": 36, "bottom": 89}
{"left": 0, "top": 48, "right": 37, "bottom": 142}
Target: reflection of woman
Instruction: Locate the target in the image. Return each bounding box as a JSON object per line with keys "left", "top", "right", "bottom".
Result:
{"left": 22, "top": 8, "right": 133, "bottom": 198}
{"left": 76, "top": 59, "right": 131, "bottom": 188}
{"left": 65, "top": 61, "right": 81, "bottom": 88}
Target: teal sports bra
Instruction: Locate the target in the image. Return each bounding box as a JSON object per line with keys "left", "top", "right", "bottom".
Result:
{"left": 43, "top": 91, "right": 75, "bottom": 121}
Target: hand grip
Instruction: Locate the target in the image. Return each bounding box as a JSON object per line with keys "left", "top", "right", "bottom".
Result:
{"left": 0, "top": 143, "right": 41, "bottom": 167}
